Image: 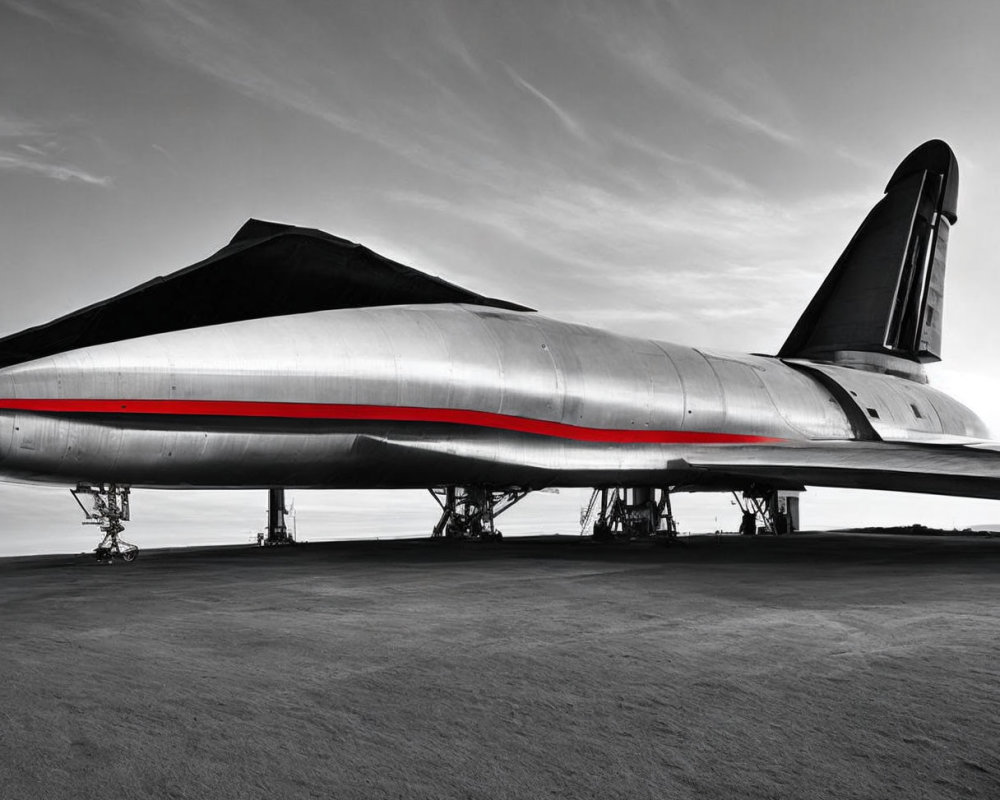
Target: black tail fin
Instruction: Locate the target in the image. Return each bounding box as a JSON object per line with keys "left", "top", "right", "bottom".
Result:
{"left": 779, "top": 140, "right": 958, "bottom": 367}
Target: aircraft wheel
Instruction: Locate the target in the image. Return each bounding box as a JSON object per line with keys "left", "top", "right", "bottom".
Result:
{"left": 122, "top": 547, "right": 139, "bottom": 562}
{"left": 593, "top": 522, "right": 613, "bottom": 542}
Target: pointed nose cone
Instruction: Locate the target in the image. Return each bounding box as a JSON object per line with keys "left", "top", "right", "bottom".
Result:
{"left": 885, "top": 139, "right": 959, "bottom": 223}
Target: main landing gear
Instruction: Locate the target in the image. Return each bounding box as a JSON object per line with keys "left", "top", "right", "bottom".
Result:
{"left": 429, "top": 487, "right": 530, "bottom": 541}
{"left": 581, "top": 487, "right": 679, "bottom": 542}
{"left": 71, "top": 483, "right": 138, "bottom": 563}
{"left": 733, "top": 490, "right": 800, "bottom": 535}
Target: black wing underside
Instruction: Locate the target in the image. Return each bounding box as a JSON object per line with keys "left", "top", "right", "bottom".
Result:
{"left": 0, "top": 219, "right": 530, "bottom": 370}
{"left": 677, "top": 442, "right": 1000, "bottom": 500}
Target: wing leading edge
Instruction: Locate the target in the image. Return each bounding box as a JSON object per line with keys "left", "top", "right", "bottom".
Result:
{"left": 0, "top": 219, "right": 531, "bottom": 371}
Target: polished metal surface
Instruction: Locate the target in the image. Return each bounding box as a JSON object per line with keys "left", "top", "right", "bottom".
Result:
{"left": 784, "top": 359, "right": 988, "bottom": 442}
{"left": 0, "top": 303, "right": 995, "bottom": 497}
{"left": 0, "top": 303, "right": 855, "bottom": 434}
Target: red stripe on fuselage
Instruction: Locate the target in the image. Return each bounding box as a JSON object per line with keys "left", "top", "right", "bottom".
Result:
{"left": 0, "top": 398, "right": 785, "bottom": 444}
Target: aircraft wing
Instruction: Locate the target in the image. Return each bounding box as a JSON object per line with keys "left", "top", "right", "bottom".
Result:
{"left": 0, "top": 219, "right": 530, "bottom": 371}
{"left": 677, "top": 441, "right": 1000, "bottom": 500}
{"left": 352, "top": 433, "right": 1000, "bottom": 500}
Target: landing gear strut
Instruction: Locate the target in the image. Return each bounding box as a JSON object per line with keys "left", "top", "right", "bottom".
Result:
{"left": 71, "top": 483, "right": 138, "bottom": 562}
{"left": 429, "top": 487, "right": 530, "bottom": 540}
{"left": 734, "top": 490, "right": 800, "bottom": 535}
{"left": 583, "top": 487, "right": 678, "bottom": 541}
{"left": 258, "top": 488, "right": 295, "bottom": 546}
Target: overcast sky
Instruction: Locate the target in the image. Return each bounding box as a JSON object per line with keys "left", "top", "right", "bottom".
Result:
{"left": 3, "top": 0, "right": 1000, "bottom": 556}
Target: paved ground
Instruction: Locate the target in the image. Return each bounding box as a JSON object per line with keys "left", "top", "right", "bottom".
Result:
{"left": 1, "top": 532, "right": 999, "bottom": 799}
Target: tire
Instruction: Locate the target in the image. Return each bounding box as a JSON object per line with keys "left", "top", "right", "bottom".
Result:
{"left": 122, "top": 547, "right": 138, "bottom": 563}
{"left": 593, "top": 522, "right": 613, "bottom": 542}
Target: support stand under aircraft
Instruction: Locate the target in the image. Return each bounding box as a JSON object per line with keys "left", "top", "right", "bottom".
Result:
{"left": 429, "top": 486, "right": 531, "bottom": 540}
{"left": 71, "top": 484, "right": 139, "bottom": 562}
{"left": 581, "top": 487, "right": 679, "bottom": 541}
{"left": 258, "top": 488, "right": 295, "bottom": 546}
{"left": 733, "top": 490, "right": 801, "bottom": 536}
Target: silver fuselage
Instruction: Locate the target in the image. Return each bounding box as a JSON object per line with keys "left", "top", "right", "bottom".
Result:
{"left": 0, "top": 304, "right": 992, "bottom": 493}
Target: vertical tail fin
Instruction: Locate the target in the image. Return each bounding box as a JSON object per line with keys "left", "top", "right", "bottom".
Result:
{"left": 779, "top": 140, "right": 958, "bottom": 367}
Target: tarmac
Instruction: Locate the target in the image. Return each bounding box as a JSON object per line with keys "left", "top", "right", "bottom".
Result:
{"left": 2, "top": 532, "right": 999, "bottom": 799}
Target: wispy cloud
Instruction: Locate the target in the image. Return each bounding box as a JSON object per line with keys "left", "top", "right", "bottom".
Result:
{"left": 47, "top": 1, "right": 516, "bottom": 187}
{"left": 0, "top": 111, "right": 110, "bottom": 186}
{"left": 16, "top": 142, "right": 49, "bottom": 157}
{"left": 586, "top": 7, "right": 800, "bottom": 148}
{"left": 386, "top": 176, "right": 831, "bottom": 290}
{"left": 0, "top": 113, "right": 43, "bottom": 138}
{"left": 423, "top": 0, "right": 484, "bottom": 78}
{"left": 618, "top": 40, "right": 798, "bottom": 146}
{"left": 0, "top": 151, "right": 111, "bottom": 186}
{"left": 610, "top": 130, "right": 752, "bottom": 192}
{"left": 833, "top": 145, "right": 883, "bottom": 172}
{"left": 2, "top": 0, "right": 59, "bottom": 25}
{"left": 503, "top": 64, "right": 589, "bottom": 142}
